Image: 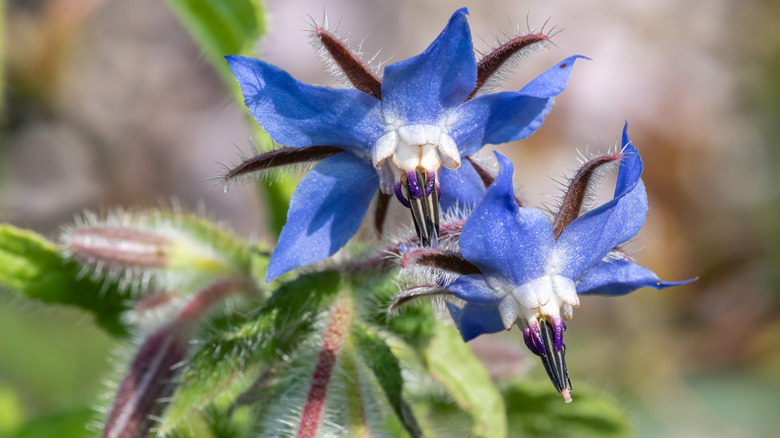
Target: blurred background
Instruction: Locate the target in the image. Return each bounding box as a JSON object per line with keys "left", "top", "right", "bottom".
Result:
{"left": 1, "top": 0, "right": 778, "bottom": 437}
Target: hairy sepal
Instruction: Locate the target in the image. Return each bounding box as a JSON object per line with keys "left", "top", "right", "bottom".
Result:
{"left": 61, "top": 209, "right": 251, "bottom": 294}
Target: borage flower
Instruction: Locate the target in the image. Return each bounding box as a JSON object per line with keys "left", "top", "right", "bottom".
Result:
{"left": 225, "top": 8, "right": 584, "bottom": 281}
{"left": 393, "top": 125, "right": 694, "bottom": 401}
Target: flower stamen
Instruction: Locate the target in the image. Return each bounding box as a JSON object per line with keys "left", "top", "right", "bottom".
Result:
{"left": 536, "top": 318, "right": 572, "bottom": 400}
{"left": 405, "top": 170, "right": 440, "bottom": 246}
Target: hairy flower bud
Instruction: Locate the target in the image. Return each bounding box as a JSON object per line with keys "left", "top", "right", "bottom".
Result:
{"left": 101, "top": 277, "right": 252, "bottom": 438}
{"left": 62, "top": 210, "right": 250, "bottom": 291}
{"left": 101, "top": 322, "right": 190, "bottom": 438}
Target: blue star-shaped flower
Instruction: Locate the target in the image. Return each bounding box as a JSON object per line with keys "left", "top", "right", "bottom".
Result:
{"left": 225, "top": 8, "right": 583, "bottom": 281}
{"left": 395, "top": 124, "right": 694, "bottom": 400}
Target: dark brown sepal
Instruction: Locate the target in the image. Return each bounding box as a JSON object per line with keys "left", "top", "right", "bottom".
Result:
{"left": 389, "top": 285, "right": 451, "bottom": 312}
{"left": 400, "top": 248, "right": 481, "bottom": 276}
{"left": 224, "top": 146, "right": 343, "bottom": 183}
{"left": 315, "top": 28, "right": 382, "bottom": 99}
{"left": 552, "top": 153, "right": 621, "bottom": 239}
{"left": 468, "top": 33, "right": 550, "bottom": 100}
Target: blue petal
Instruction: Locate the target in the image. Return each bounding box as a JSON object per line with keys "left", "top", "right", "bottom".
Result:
{"left": 380, "top": 9, "right": 476, "bottom": 124}
{"left": 450, "top": 56, "right": 584, "bottom": 157}
{"left": 438, "top": 159, "right": 486, "bottom": 212}
{"left": 577, "top": 257, "right": 696, "bottom": 296}
{"left": 614, "top": 122, "right": 641, "bottom": 197}
{"left": 226, "top": 55, "right": 384, "bottom": 152}
{"left": 460, "top": 152, "right": 554, "bottom": 285}
{"left": 555, "top": 132, "right": 648, "bottom": 279}
{"left": 519, "top": 55, "right": 588, "bottom": 98}
{"left": 266, "top": 153, "right": 377, "bottom": 281}
{"left": 446, "top": 274, "right": 501, "bottom": 305}
{"left": 447, "top": 302, "right": 506, "bottom": 342}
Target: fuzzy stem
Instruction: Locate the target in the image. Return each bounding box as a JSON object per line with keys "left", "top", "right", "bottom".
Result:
{"left": 340, "top": 348, "right": 369, "bottom": 438}
{"left": 178, "top": 277, "right": 253, "bottom": 322}
{"left": 297, "top": 297, "right": 354, "bottom": 438}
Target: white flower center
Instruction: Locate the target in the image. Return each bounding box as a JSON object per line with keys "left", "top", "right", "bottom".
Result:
{"left": 494, "top": 274, "right": 580, "bottom": 330}
{"left": 372, "top": 124, "right": 461, "bottom": 194}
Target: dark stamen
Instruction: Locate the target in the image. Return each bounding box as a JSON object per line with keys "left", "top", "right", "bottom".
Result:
{"left": 467, "top": 33, "right": 550, "bottom": 100}
{"left": 225, "top": 146, "right": 343, "bottom": 182}
{"left": 466, "top": 156, "right": 524, "bottom": 207}
{"left": 552, "top": 153, "right": 621, "bottom": 239}
{"left": 537, "top": 319, "right": 572, "bottom": 395}
{"left": 407, "top": 171, "right": 440, "bottom": 246}
{"left": 400, "top": 248, "right": 481, "bottom": 276}
{"left": 316, "top": 28, "right": 382, "bottom": 99}
{"left": 374, "top": 191, "right": 391, "bottom": 235}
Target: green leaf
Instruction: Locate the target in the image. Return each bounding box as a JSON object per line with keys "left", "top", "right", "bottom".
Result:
{"left": 0, "top": 224, "right": 128, "bottom": 337}
{"left": 163, "top": 0, "right": 266, "bottom": 89}
{"left": 352, "top": 324, "right": 422, "bottom": 438}
{"left": 163, "top": 0, "right": 297, "bottom": 239}
{"left": 503, "top": 380, "right": 631, "bottom": 438}
{"left": 423, "top": 324, "right": 506, "bottom": 438}
{"left": 159, "top": 271, "right": 343, "bottom": 433}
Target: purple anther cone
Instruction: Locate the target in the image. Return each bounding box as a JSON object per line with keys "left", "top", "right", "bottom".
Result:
{"left": 523, "top": 326, "right": 542, "bottom": 356}
{"left": 425, "top": 171, "right": 436, "bottom": 197}
{"left": 530, "top": 322, "right": 546, "bottom": 357}
{"left": 553, "top": 318, "right": 565, "bottom": 352}
{"left": 407, "top": 170, "right": 424, "bottom": 199}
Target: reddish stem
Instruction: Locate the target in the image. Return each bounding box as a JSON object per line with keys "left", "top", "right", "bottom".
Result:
{"left": 297, "top": 298, "right": 353, "bottom": 438}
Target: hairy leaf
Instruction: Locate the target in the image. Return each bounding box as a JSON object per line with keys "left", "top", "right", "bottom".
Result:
{"left": 159, "top": 271, "right": 342, "bottom": 432}
{"left": 0, "top": 224, "right": 128, "bottom": 337}
{"left": 352, "top": 325, "right": 422, "bottom": 438}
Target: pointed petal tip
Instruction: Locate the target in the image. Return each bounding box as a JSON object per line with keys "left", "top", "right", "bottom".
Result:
{"left": 264, "top": 260, "right": 284, "bottom": 284}
{"left": 557, "top": 55, "right": 590, "bottom": 68}
{"left": 454, "top": 7, "right": 470, "bottom": 16}
{"left": 658, "top": 276, "right": 698, "bottom": 289}
{"left": 492, "top": 151, "right": 515, "bottom": 183}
